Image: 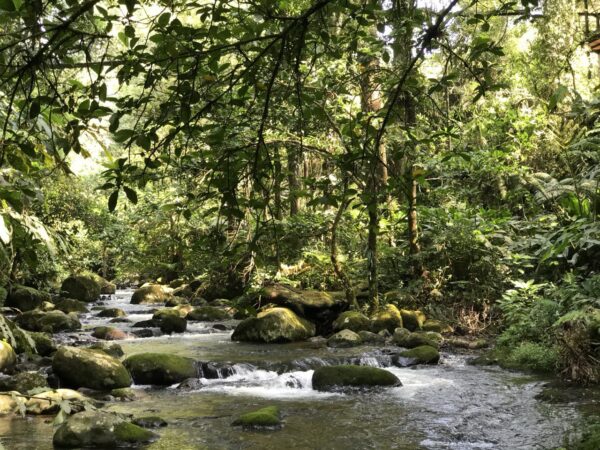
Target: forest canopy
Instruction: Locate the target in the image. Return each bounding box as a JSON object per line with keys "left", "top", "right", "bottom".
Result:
{"left": 1, "top": 0, "right": 600, "bottom": 384}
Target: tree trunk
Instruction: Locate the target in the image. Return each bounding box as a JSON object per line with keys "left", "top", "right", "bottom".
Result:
{"left": 287, "top": 146, "right": 300, "bottom": 216}
{"left": 331, "top": 196, "right": 358, "bottom": 309}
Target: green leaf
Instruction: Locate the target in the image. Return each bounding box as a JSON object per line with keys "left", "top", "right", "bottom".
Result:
{"left": 108, "top": 190, "right": 119, "bottom": 212}
{"left": 123, "top": 186, "right": 138, "bottom": 204}
{"left": 113, "top": 129, "right": 134, "bottom": 143}
{"left": 29, "top": 100, "right": 40, "bottom": 119}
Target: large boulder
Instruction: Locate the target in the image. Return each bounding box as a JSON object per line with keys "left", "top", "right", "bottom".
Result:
{"left": 0, "top": 314, "right": 36, "bottom": 353}
{"left": 159, "top": 315, "right": 187, "bottom": 334}
{"left": 371, "top": 304, "right": 403, "bottom": 333}
{"left": 232, "top": 406, "right": 282, "bottom": 429}
{"left": 53, "top": 298, "right": 89, "bottom": 314}
{"left": 53, "top": 411, "right": 157, "bottom": 448}
{"left": 92, "top": 326, "right": 128, "bottom": 340}
{"left": 392, "top": 328, "right": 443, "bottom": 349}
{"left": 332, "top": 311, "right": 371, "bottom": 333}
{"left": 394, "top": 345, "right": 440, "bottom": 366}
{"left": 5, "top": 285, "right": 51, "bottom": 312}
{"left": 61, "top": 275, "right": 101, "bottom": 303}
{"left": 231, "top": 307, "right": 315, "bottom": 343}
{"left": 327, "top": 329, "right": 363, "bottom": 348}
{"left": 400, "top": 309, "right": 427, "bottom": 331}
{"left": 312, "top": 365, "right": 401, "bottom": 391}
{"left": 15, "top": 310, "right": 81, "bottom": 333}
{"left": 0, "top": 341, "right": 16, "bottom": 372}
{"left": 52, "top": 346, "right": 132, "bottom": 390}
{"left": 123, "top": 353, "right": 197, "bottom": 385}
{"left": 97, "top": 308, "right": 126, "bottom": 318}
{"left": 90, "top": 274, "right": 117, "bottom": 295}
{"left": 130, "top": 284, "right": 171, "bottom": 304}
{"left": 0, "top": 371, "right": 48, "bottom": 393}
{"left": 186, "top": 306, "right": 230, "bottom": 321}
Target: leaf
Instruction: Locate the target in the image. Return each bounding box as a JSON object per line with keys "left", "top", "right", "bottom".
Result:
{"left": 108, "top": 190, "right": 119, "bottom": 212}
{"left": 113, "top": 129, "right": 134, "bottom": 143}
{"left": 123, "top": 186, "right": 138, "bottom": 204}
{"left": 29, "top": 101, "right": 40, "bottom": 119}
{"left": 549, "top": 85, "right": 568, "bottom": 111}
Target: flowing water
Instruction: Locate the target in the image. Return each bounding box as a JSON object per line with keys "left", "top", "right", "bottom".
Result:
{"left": 0, "top": 290, "right": 592, "bottom": 449}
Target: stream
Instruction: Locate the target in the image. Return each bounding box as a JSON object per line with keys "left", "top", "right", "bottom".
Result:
{"left": 0, "top": 289, "right": 591, "bottom": 449}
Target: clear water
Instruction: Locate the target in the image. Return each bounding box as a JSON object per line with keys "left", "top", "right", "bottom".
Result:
{"left": 0, "top": 290, "right": 586, "bottom": 449}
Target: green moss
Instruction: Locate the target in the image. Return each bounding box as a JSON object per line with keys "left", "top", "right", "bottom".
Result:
{"left": 186, "top": 306, "right": 230, "bottom": 321}
{"left": 312, "top": 365, "right": 401, "bottom": 391}
{"left": 61, "top": 275, "right": 101, "bottom": 303}
{"left": 232, "top": 406, "right": 281, "bottom": 428}
{"left": 159, "top": 315, "right": 187, "bottom": 334}
{"left": 6, "top": 285, "right": 51, "bottom": 311}
{"left": 0, "top": 314, "right": 36, "bottom": 354}
{"left": 0, "top": 286, "right": 7, "bottom": 307}
{"left": 53, "top": 298, "right": 89, "bottom": 313}
{"left": 114, "top": 421, "right": 157, "bottom": 443}
{"left": 332, "top": 311, "right": 371, "bottom": 333}
{"left": 231, "top": 307, "right": 315, "bottom": 343}
{"left": 97, "top": 308, "right": 126, "bottom": 318}
{"left": 29, "top": 332, "right": 56, "bottom": 356}
{"left": 575, "top": 424, "right": 600, "bottom": 450}
{"left": 393, "top": 328, "right": 442, "bottom": 349}
{"left": 131, "top": 284, "right": 170, "bottom": 304}
{"left": 400, "top": 309, "right": 426, "bottom": 331}
{"left": 16, "top": 310, "right": 81, "bottom": 333}
{"left": 422, "top": 319, "right": 453, "bottom": 333}
{"left": 110, "top": 387, "right": 136, "bottom": 401}
{"left": 0, "top": 371, "right": 48, "bottom": 393}
{"left": 123, "top": 353, "right": 197, "bottom": 385}
{"left": 327, "top": 329, "right": 362, "bottom": 348}
{"left": 371, "top": 305, "right": 403, "bottom": 333}
{"left": 397, "top": 345, "right": 440, "bottom": 365}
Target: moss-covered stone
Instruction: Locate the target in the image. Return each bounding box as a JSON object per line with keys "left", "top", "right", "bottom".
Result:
{"left": 0, "top": 371, "right": 48, "bottom": 393}
{"left": 371, "top": 304, "right": 403, "bottom": 333}
{"left": 53, "top": 298, "right": 89, "bottom": 314}
{"left": 88, "top": 274, "right": 116, "bottom": 295}
{"left": 88, "top": 342, "right": 124, "bottom": 358}
{"left": 446, "top": 337, "right": 488, "bottom": 349}
{"left": 0, "top": 341, "right": 16, "bottom": 372}
{"left": 132, "top": 416, "right": 168, "bottom": 428}
{"left": 52, "top": 346, "right": 132, "bottom": 390}
{"left": 395, "top": 345, "right": 440, "bottom": 366}
{"left": 92, "top": 326, "right": 128, "bottom": 340}
{"left": 29, "top": 332, "right": 56, "bottom": 356}
{"left": 6, "top": 285, "right": 51, "bottom": 312}
{"left": 16, "top": 310, "right": 81, "bottom": 333}
{"left": 131, "top": 284, "right": 171, "bottom": 304}
{"left": 327, "top": 329, "right": 362, "bottom": 348}
{"left": 25, "top": 388, "right": 90, "bottom": 415}
{"left": 312, "top": 365, "right": 401, "bottom": 391}
{"left": 422, "top": 319, "right": 453, "bottom": 334}
{"left": 187, "top": 306, "right": 230, "bottom": 322}
{"left": 392, "top": 328, "right": 443, "bottom": 349}
{"left": 53, "top": 411, "right": 157, "bottom": 448}
{"left": 110, "top": 387, "right": 136, "bottom": 401}
{"left": 332, "top": 311, "right": 371, "bottom": 333}
{"left": 159, "top": 315, "right": 187, "bottom": 334}
{"left": 0, "top": 314, "right": 36, "bottom": 354}
{"left": 61, "top": 275, "right": 101, "bottom": 303}
{"left": 232, "top": 406, "right": 281, "bottom": 428}
{"left": 357, "top": 330, "right": 387, "bottom": 344}
{"left": 123, "top": 353, "right": 197, "bottom": 385}
{"left": 400, "top": 309, "right": 426, "bottom": 331}
{"left": 231, "top": 307, "right": 316, "bottom": 343}
{"left": 96, "top": 308, "right": 126, "bottom": 318}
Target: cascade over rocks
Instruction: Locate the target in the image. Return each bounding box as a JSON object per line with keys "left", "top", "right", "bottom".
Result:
{"left": 123, "top": 353, "right": 197, "bottom": 385}
{"left": 52, "top": 346, "right": 132, "bottom": 390}
{"left": 61, "top": 275, "right": 101, "bottom": 303}
{"left": 231, "top": 307, "right": 316, "bottom": 343}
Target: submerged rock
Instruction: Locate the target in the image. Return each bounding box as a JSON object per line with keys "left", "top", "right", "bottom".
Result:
{"left": 327, "top": 329, "right": 363, "bottom": 348}
{"left": 232, "top": 406, "right": 282, "bottom": 429}
{"left": 394, "top": 345, "right": 440, "bottom": 366}
{"left": 61, "top": 275, "right": 101, "bottom": 303}
{"left": 123, "top": 353, "right": 197, "bottom": 385}
{"left": 91, "top": 326, "right": 128, "bottom": 341}
{"left": 132, "top": 416, "right": 168, "bottom": 428}
{"left": 312, "top": 365, "right": 401, "bottom": 391}
{"left": 371, "top": 305, "right": 403, "bottom": 333}
{"left": 159, "top": 315, "right": 187, "bottom": 334}
{"left": 5, "top": 286, "right": 51, "bottom": 312}
{"left": 332, "top": 311, "right": 371, "bottom": 333}
{"left": 16, "top": 310, "right": 81, "bottom": 333}
{"left": 186, "top": 306, "right": 230, "bottom": 322}
{"left": 400, "top": 309, "right": 427, "bottom": 331}
{"left": 0, "top": 341, "right": 16, "bottom": 372}
{"left": 96, "top": 308, "right": 126, "bottom": 318}
{"left": 231, "top": 307, "right": 315, "bottom": 343}
{"left": 130, "top": 284, "right": 171, "bottom": 304}
{"left": 392, "top": 328, "right": 443, "bottom": 349}
{"left": 52, "top": 346, "right": 132, "bottom": 390}
{"left": 53, "top": 411, "right": 157, "bottom": 448}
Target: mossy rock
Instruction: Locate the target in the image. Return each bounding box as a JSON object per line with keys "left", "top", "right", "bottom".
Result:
{"left": 52, "top": 346, "right": 132, "bottom": 390}
{"left": 88, "top": 342, "right": 124, "bottom": 358}
{"left": 231, "top": 307, "right": 316, "bottom": 343}
{"left": 53, "top": 298, "right": 89, "bottom": 314}
{"left": 232, "top": 406, "right": 281, "bottom": 429}
{"left": 123, "top": 353, "right": 197, "bottom": 385}
{"left": 187, "top": 306, "right": 230, "bottom": 322}
{"left": 0, "top": 341, "right": 17, "bottom": 372}
{"left": 159, "top": 315, "right": 187, "bottom": 334}
{"left": 392, "top": 328, "right": 443, "bottom": 349}
{"left": 131, "top": 284, "right": 171, "bottom": 304}
{"left": 61, "top": 275, "right": 101, "bottom": 303}
{"left": 0, "top": 371, "right": 48, "bottom": 393}
{"left": 446, "top": 337, "right": 488, "bottom": 350}
{"left": 371, "top": 304, "right": 403, "bottom": 333}
{"left": 53, "top": 411, "right": 157, "bottom": 448}
{"left": 6, "top": 285, "right": 51, "bottom": 312}
{"left": 132, "top": 416, "right": 168, "bottom": 428}
{"left": 312, "top": 365, "right": 401, "bottom": 391}
{"left": 400, "top": 309, "right": 426, "bottom": 331}
{"left": 110, "top": 387, "right": 136, "bottom": 401}
{"left": 29, "top": 332, "right": 56, "bottom": 356}
{"left": 16, "top": 310, "right": 81, "bottom": 333}
{"left": 357, "top": 330, "right": 387, "bottom": 344}
{"left": 0, "top": 314, "right": 36, "bottom": 354}
{"left": 327, "top": 329, "right": 362, "bottom": 348}
{"left": 422, "top": 319, "right": 453, "bottom": 334}
{"left": 332, "top": 311, "right": 371, "bottom": 333}
{"left": 395, "top": 345, "right": 440, "bottom": 366}
{"left": 92, "top": 326, "right": 128, "bottom": 340}
{"left": 97, "top": 308, "right": 126, "bottom": 318}
{"left": 89, "top": 274, "right": 117, "bottom": 295}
